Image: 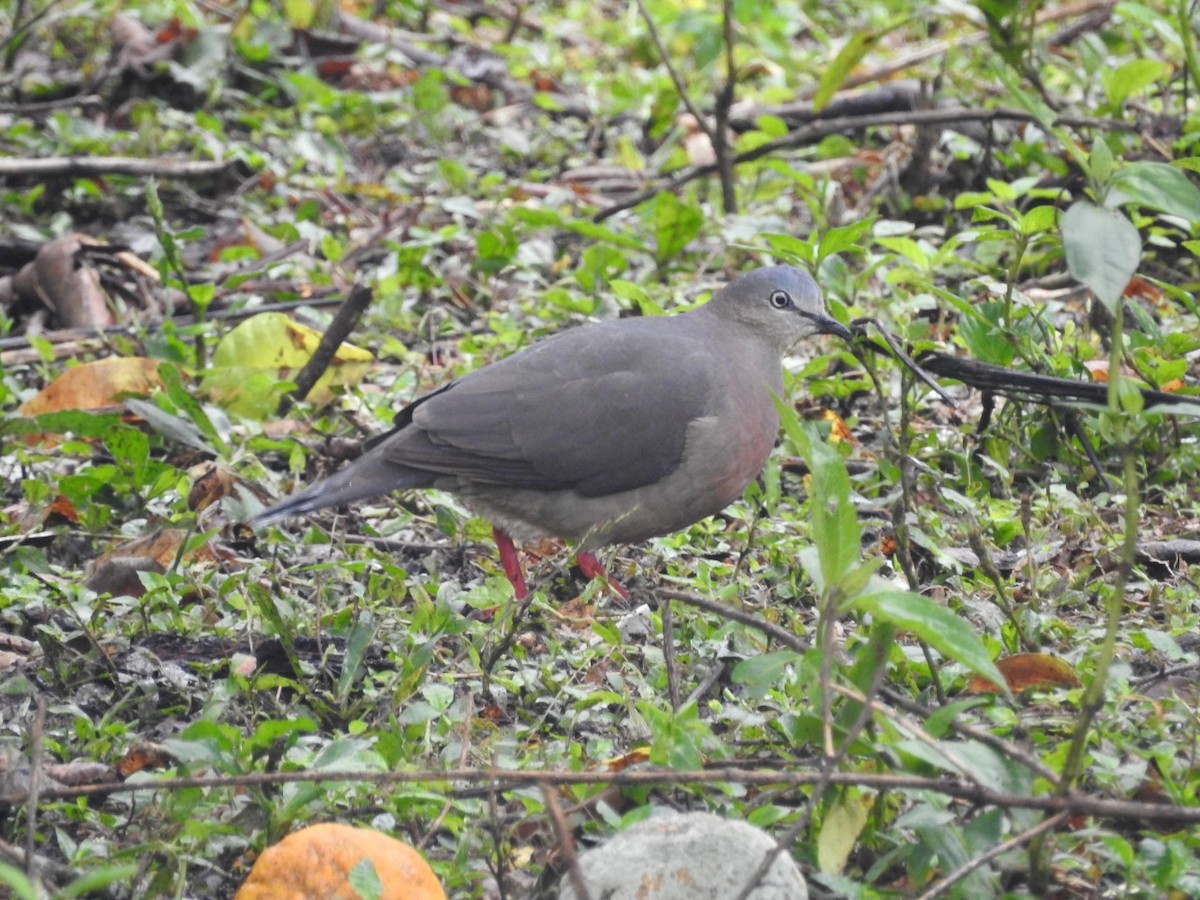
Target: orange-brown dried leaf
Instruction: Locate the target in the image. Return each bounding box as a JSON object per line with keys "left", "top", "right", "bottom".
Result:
{"left": 117, "top": 742, "right": 175, "bottom": 776}
{"left": 825, "top": 409, "right": 856, "bottom": 445}
{"left": 604, "top": 747, "right": 651, "bottom": 771}
{"left": 968, "top": 652, "right": 1081, "bottom": 694}
{"left": 478, "top": 704, "right": 507, "bottom": 723}
{"left": 187, "top": 462, "right": 238, "bottom": 511}
{"left": 234, "top": 823, "right": 446, "bottom": 900}
{"left": 94, "top": 528, "right": 229, "bottom": 570}
{"left": 45, "top": 495, "right": 80, "bottom": 524}
{"left": 449, "top": 84, "right": 494, "bottom": 111}
{"left": 1124, "top": 276, "right": 1163, "bottom": 303}
{"left": 18, "top": 357, "right": 165, "bottom": 417}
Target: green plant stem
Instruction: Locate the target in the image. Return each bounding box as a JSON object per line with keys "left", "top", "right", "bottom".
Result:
{"left": 1030, "top": 303, "right": 1137, "bottom": 891}
{"left": 1178, "top": 0, "right": 1200, "bottom": 106}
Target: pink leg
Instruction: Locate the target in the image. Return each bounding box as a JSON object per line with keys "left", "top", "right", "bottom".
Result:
{"left": 576, "top": 551, "right": 631, "bottom": 599}
{"left": 492, "top": 527, "right": 529, "bottom": 599}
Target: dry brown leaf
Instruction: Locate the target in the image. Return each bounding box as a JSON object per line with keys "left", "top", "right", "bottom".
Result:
{"left": 968, "top": 652, "right": 1081, "bottom": 694}
{"left": 11, "top": 235, "right": 113, "bottom": 328}
{"left": 18, "top": 357, "right": 164, "bottom": 416}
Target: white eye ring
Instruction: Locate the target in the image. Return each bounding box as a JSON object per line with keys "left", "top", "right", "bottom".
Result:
{"left": 769, "top": 290, "right": 792, "bottom": 309}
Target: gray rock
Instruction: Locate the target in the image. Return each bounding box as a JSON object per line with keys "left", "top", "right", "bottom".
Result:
{"left": 559, "top": 810, "right": 808, "bottom": 900}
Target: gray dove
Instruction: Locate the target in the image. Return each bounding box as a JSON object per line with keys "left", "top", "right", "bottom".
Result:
{"left": 256, "top": 265, "right": 849, "bottom": 597}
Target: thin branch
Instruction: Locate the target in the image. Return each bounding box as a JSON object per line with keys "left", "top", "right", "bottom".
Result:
{"left": 542, "top": 782, "right": 592, "bottom": 900}
{"left": 655, "top": 587, "right": 810, "bottom": 653}
{"left": 593, "top": 106, "right": 1135, "bottom": 222}
{"left": 632, "top": 0, "right": 715, "bottom": 144}
{"left": 915, "top": 811, "right": 1072, "bottom": 900}
{"left": 279, "top": 282, "right": 375, "bottom": 416}
{"left": 7, "top": 766, "right": 1198, "bottom": 825}
{"left": 0, "top": 157, "right": 234, "bottom": 179}
{"left": 660, "top": 596, "right": 682, "bottom": 710}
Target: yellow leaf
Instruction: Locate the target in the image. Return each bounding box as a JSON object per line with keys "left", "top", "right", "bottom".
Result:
{"left": 204, "top": 312, "right": 374, "bottom": 418}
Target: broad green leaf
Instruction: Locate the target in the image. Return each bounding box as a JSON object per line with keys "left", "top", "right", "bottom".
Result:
{"left": 651, "top": 192, "right": 703, "bottom": 263}
{"left": 851, "top": 589, "right": 1007, "bottom": 690}
{"left": 817, "top": 787, "right": 872, "bottom": 873}
{"left": 805, "top": 433, "right": 861, "bottom": 588}
{"left": 1108, "top": 162, "right": 1200, "bottom": 223}
{"left": 337, "top": 613, "right": 381, "bottom": 701}
{"left": 1061, "top": 201, "right": 1141, "bottom": 312}
{"left": 158, "top": 362, "right": 224, "bottom": 450}
{"left": 817, "top": 216, "right": 876, "bottom": 263}
{"left": 61, "top": 865, "right": 141, "bottom": 898}
{"left": 732, "top": 650, "right": 799, "bottom": 695}
{"left": 0, "top": 863, "right": 38, "bottom": 900}
{"left": 1102, "top": 58, "right": 1172, "bottom": 109}
{"left": 124, "top": 398, "right": 216, "bottom": 456}
{"left": 639, "top": 701, "right": 717, "bottom": 770}
{"left": 1018, "top": 204, "right": 1057, "bottom": 237}
{"left": 205, "top": 312, "right": 374, "bottom": 419}
{"left": 105, "top": 426, "right": 150, "bottom": 488}
{"left": 763, "top": 232, "right": 815, "bottom": 267}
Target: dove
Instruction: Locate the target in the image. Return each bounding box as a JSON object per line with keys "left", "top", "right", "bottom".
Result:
{"left": 256, "top": 266, "right": 849, "bottom": 598}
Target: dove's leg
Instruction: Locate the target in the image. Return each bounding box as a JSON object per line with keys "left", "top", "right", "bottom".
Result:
{"left": 576, "top": 551, "right": 631, "bottom": 599}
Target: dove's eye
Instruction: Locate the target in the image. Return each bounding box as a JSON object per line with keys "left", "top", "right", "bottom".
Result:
{"left": 769, "top": 290, "right": 792, "bottom": 309}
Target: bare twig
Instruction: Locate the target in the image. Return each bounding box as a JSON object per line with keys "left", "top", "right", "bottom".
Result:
{"left": 279, "top": 282, "right": 375, "bottom": 416}
{"left": 25, "top": 697, "right": 46, "bottom": 882}
{"left": 660, "top": 596, "right": 682, "bottom": 710}
{"left": 916, "top": 811, "right": 1072, "bottom": 900}
{"left": 633, "top": 0, "right": 737, "bottom": 212}
{"left": 7, "top": 765, "right": 1197, "bottom": 824}
{"left": 0, "top": 157, "right": 234, "bottom": 179}
{"left": 593, "top": 106, "right": 1134, "bottom": 222}
{"left": 655, "top": 587, "right": 809, "bottom": 653}
{"left": 541, "top": 782, "right": 592, "bottom": 900}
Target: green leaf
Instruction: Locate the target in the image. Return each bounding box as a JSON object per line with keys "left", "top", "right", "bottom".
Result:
{"left": 1018, "top": 204, "right": 1057, "bottom": 237}
{"left": 763, "top": 232, "right": 815, "bottom": 267}
{"left": 816, "top": 216, "right": 876, "bottom": 264}
{"left": 1108, "top": 162, "right": 1200, "bottom": 223}
{"left": 732, "top": 651, "right": 799, "bottom": 695}
{"left": 810, "top": 441, "right": 860, "bottom": 590}
{"left": 812, "top": 32, "right": 876, "bottom": 112}
{"left": 651, "top": 192, "right": 703, "bottom": 263}
{"left": 851, "top": 589, "right": 1007, "bottom": 691}
{"left": 105, "top": 426, "right": 150, "bottom": 489}
{"left": 1061, "top": 201, "right": 1141, "bottom": 312}
{"left": 817, "top": 787, "right": 872, "bottom": 873}
{"left": 0, "top": 863, "right": 38, "bottom": 900}
{"left": 1089, "top": 137, "right": 1114, "bottom": 186}
{"left": 347, "top": 859, "right": 384, "bottom": 900}
{"left": 337, "top": 613, "right": 380, "bottom": 701}
{"left": 61, "top": 865, "right": 141, "bottom": 898}
{"left": 639, "top": 701, "right": 718, "bottom": 770}
{"left": 1102, "top": 58, "right": 1172, "bottom": 110}
{"left": 6, "top": 410, "right": 122, "bottom": 439}
{"left": 158, "top": 362, "right": 225, "bottom": 451}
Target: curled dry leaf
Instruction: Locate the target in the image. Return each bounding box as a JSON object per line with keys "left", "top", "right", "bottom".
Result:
{"left": 187, "top": 461, "right": 239, "bottom": 511}
{"left": 93, "top": 527, "right": 230, "bottom": 571}
{"left": 84, "top": 556, "right": 166, "bottom": 598}
{"left": 10, "top": 234, "right": 113, "bottom": 328}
